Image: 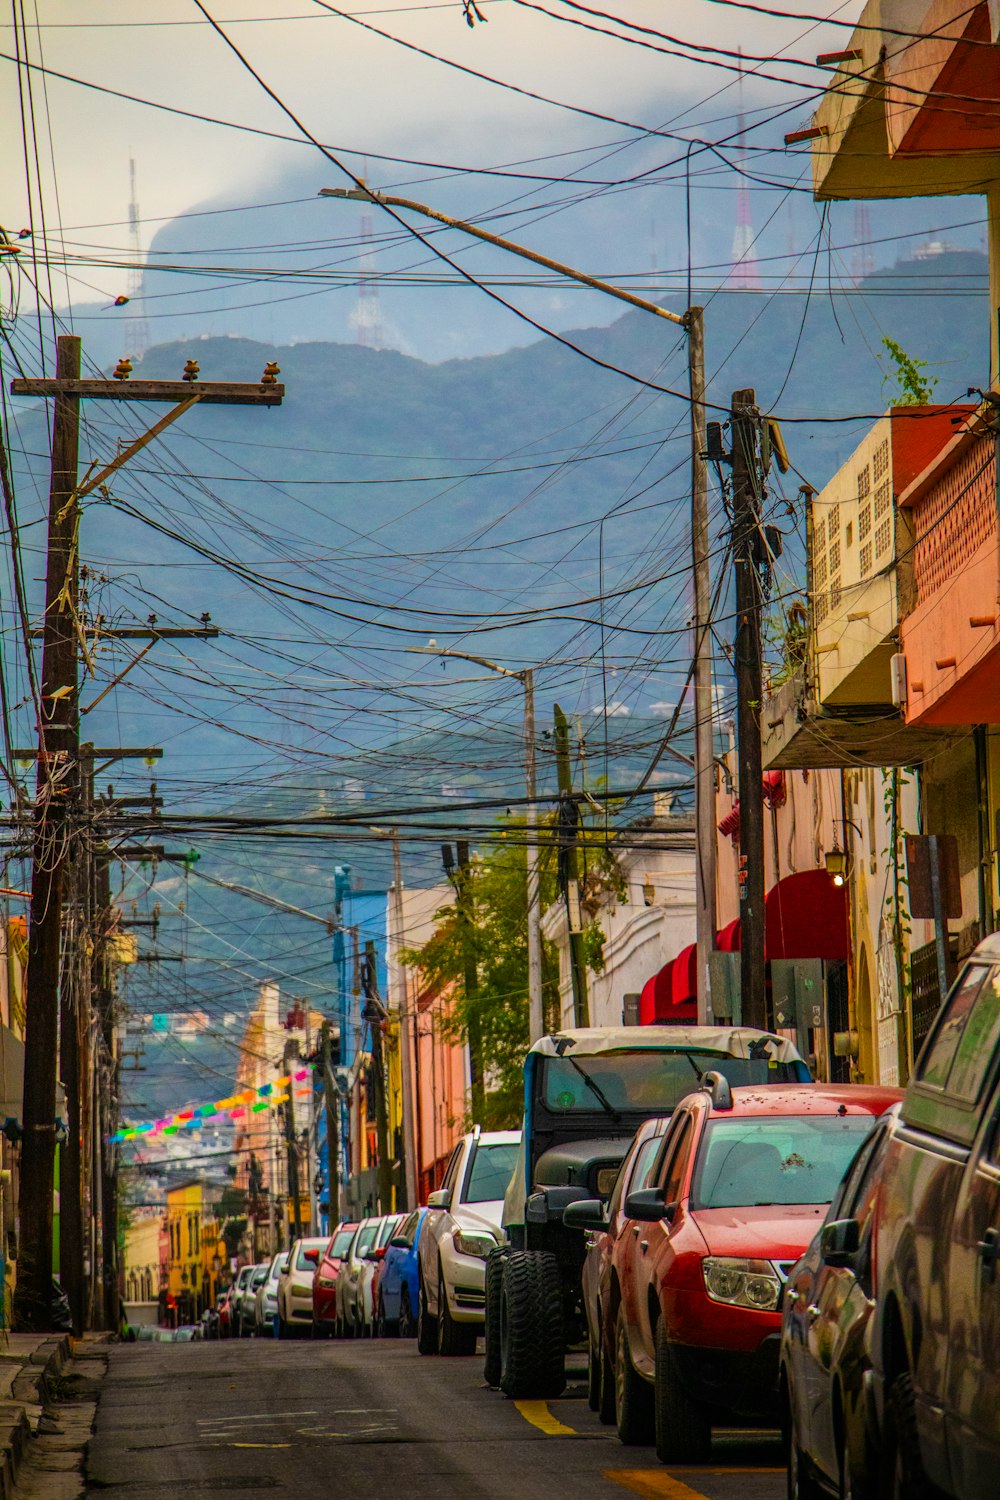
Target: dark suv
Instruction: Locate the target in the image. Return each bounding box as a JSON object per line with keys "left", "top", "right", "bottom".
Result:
{"left": 868, "top": 936, "right": 1000, "bottom": 1500}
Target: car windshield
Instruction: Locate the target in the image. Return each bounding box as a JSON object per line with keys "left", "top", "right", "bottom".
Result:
{"left": 540, "top": 1051, "right": 798, "bottom": 1114}
{"left": 355, "top": 1223, "right": 378, "bottom": 1257}
{"left": 293, "top": 1240, "right": 326, "bottom": 1270}
{"left": 329, "top": 1227, "right": 354, "bottom": 1258}
{"left": 465, "top": 1142, "right": 520, "bottom": 1204}
{"left": 691, "top": 1114, "right": 879, "bottom": 1209}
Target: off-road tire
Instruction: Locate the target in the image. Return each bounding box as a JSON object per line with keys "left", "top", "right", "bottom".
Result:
{"left": 499, "top": 1250, "right": 566, "bottom": 1400}
{"left": 483, "top": 1248, "right": 506, "bottom": 1388}
{"left": 881, "top": 1372, "right": 931, "bottom": 1500}
{"left": 398, "top": 1286, "right": 415, "bottom": 1339}
{"left": 437, "top": 1266, "right": 478, "bottom": 1356}
{"left": 615, "top": 1316, "right": 654, "bottom": 1445}
{"left": 654, "top": 1321, "right": 711, "bottom": 1465}
{"left": 417, "top": 1273, "right": 437, "bottom": 1356}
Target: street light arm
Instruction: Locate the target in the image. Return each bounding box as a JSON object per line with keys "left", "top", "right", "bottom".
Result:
{"left": 320, "top": 187, "right": 686, "bottom": 329}
{"left": 405, "top": 643, "right": 523, "bottom": 680}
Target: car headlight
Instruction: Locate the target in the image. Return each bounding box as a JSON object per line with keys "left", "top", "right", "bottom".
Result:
{"left": 702, "top": 1257, "right": 782, "bottom": 1311}
{"left": 315, "top": 1276, "right": 335, "bottom": 1289}
{"left": 453, "top": 1230, "right": 497, "bottom": 1259}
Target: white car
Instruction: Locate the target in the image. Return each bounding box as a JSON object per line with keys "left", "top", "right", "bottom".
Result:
{"left": 229, "top": 1264, "right": 256, "bottom": 1336}
{"left": 417, "top": 1127, "right": 521, "bottom": 1356}
{"left": 276, "top": 1237, "right": 328, "bottom": 1338}
{"left": 254, "top": 1250, "right": 289, "bottom": 1336}
{"left": 335, "top": 1218, "right": 382, "bottom": 1338}
{"left": 358, "top": 1214, "right": 404, "bottom": 1336}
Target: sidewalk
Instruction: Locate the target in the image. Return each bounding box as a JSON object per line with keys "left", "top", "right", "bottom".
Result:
{"left": 0, "top": 1333, "right": 108, "bottom": 1499}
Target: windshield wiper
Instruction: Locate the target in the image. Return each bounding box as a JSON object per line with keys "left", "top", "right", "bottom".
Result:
{"left": 565, "top": 1054, "right": 621, "bottom": 1122}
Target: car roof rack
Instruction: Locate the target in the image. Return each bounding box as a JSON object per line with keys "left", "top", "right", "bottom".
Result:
{"left": 701, "top": 1070, "right": 734, "bottom": 1111}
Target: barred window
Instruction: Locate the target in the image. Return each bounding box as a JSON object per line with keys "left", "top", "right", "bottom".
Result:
{"left": 830, "top": 576, "right": 841, "bottom": 611}
{"left": 873, "top": 439, "right": 889, "bottom": 483}
{"left": 875, "top": 518, "right": 892, "bottom": 556}
{"left": 859, "top": 503, "right": 872, "bottom": 541}
{"left": 857, "top": 466, "right": 871, "bottom": 500}
{"left": 859, "top": 542, "right": 872, "bottom": 577}
{"left": 829, "top": 539, "right": 841, "bottom": 576}
{"left": 815, "top": 552, "right": 828, "bottom": 586}
{"left": 875, "top": 480, "right": 891, "bottom": 519}
{"left": 829, "top": 503, "right": 841, "bottom": 536}
{"left": 815, "top": 593, "right": 829, "bottom": 623}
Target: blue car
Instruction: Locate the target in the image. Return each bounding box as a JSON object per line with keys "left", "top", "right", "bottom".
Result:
{"left": 375, "top": 1207, "right": 426, "bottom": 1338}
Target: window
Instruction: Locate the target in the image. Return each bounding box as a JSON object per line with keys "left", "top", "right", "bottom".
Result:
{"left": 540, "top": 1051, "right": 800, "bottom": 1115}
{"left": 464, "top": 1142, "right": 520, "bottom": 1204}
{"left": 608, "top": 1132, "right": 662, "bottom": 1218}
{"left": 948, "top": 970, "right": 1000, "bottom": 1103}
{"left": 294, "top": 1240, "right": 325, "bottom": 1271}
{"left": 354, "top": 1222, "right": 379, "bottom": 1258}
{"left": 916, "top": 964, "right": 989, "bottom": 1091}
{"left": 691, "top": 1115, "right": 878, "bottom": 1209}
{"left": 397, "top": 1211, "right": 419, "bottom": 1245}
{"left": 328, "top": 1226, "right": 355, "bottom": 1258}
{"left": 440, "top": 1145, "right": 462, "bottom": 1195}
{"left": 658, "top": 1117, "right": 694, "bottom": 1207}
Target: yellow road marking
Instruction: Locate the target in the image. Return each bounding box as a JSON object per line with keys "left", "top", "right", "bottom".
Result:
{"left": 605, "top": 1470, "right": 710, "bottom": 1500}
{"left": 514, "top": 1400, "right": 581, "bottom": 1436}
{"left": 229, "top": 1442, "right": 292, "bottom": 1449}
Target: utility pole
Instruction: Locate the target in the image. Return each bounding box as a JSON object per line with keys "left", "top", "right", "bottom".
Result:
{"left": 554, "top": 705, "right": 589, "bottom": 1027}
{"left": 362, "top": 941, "right": 393, "bottom": 1213}
{"left": 731, "top": 388, "right": 767, "bottom": 1031}
{"left": 452, "top": 841, "right": 486, "bottom": 1121}
{"left": 282, "top": 1040, "right": 304, "bottom": 1242}
{"left": 689, "top": 308, "right": 717, "bottom": 1025}
{"left": 391, "top": 830, "right": 418, "bottom": 1211}
{"left": 12, "top": 339, "right": 284, "bottom": 1329}
{"left": 522, "top": 669, "right": 544, "bottom": 1041}
{"left": 319, "top": 1020, "right": 340, "bottom": 1225}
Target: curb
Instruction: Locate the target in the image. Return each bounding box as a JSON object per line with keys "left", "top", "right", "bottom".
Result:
{"left": 0, "top": 1334, "right": 72, "bottom": 1498}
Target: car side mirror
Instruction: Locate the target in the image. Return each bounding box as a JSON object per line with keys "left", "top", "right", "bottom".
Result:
{"left": 820, "top": 1218, "right": 860, "bottom": 1268}
{"left": 304, "top": 1248, "right": 320, "bottom": 1264}
{"left": 624, "top": 1188, "right": 672, "bottom": 1223}
{"left": 427, "top": 1188, "right": 452, "bottom": 1210}
{"left": 562, "top": 1198, "right": 607, "bottom": 1232}
{"left": 389, "top": 1236, "right": 410, "bottom": 1249}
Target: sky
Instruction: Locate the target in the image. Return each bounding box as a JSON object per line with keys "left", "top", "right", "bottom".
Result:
{"left": 0, "top": 0, "right": 872, "bottom": 340}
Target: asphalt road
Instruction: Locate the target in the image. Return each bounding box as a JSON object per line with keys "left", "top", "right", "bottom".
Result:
{"left": 86, "top": 1337, "right": 786, "bottom": 1500}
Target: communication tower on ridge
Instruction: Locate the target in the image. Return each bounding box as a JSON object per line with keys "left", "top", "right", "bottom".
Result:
{"left": 729, "top": 57, "right": 761, "bottom": 291}
{"left": 126, "top": 156, "right": 150, "bottom": 357}
{"left": 351, "top": 175, "right": 385, "bottom": 350}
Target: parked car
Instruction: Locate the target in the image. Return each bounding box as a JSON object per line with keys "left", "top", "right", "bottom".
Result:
{"left": 358, "top": 1214, "right": 404, "bottom": 1336}
{"left": 254, "top": 1251, "right": 289, "bottom": 1336}
{"left": 780, "top": 1104, "right": 901, "bottom": 1500}
{"left": 418, "top": 1127, "right": 521, "bottom": 1357}
{"left": 489, "top": 1025, "right": 811, "bottom": 1398}
{"left": 276, "top": 1237, "right": 328, "bottom": 1338}
{"left": 577, "top": 1075, "right": 901, "bottom": 1464}
{"left": 173, "top": 1324, "right": 201, "bottom": 1342}
{"left": 200, "top": 1303, "right": 220, "bottom": 1341}
{"left": 312, "top": 1222, "right": 358, "bottom": 1337}
{"left": 239, "top": 1265, "right": 268, "bottom": 1336}
{"left": 376, "top": 1208, "right": 427, "bottom": 1338}
{"left": 335, "top": 1218, "right": 382, "bottom": 1338}
{"left": 578, "top": 1115, "right": 672, "bottom": 1422}
{"left": 229, "top": 1264, "right": 256, "bottom": 1335}
{"left": 866, "top": 942, "right": 1000, "bottom": 1500}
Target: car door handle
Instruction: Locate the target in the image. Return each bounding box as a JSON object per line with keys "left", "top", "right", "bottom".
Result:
{"left": 632, "top": 1226, "right": 641, "bottom": 1238}
{"left": 806, "top": 1304, "right": 822, "bottom": 1322}
{"left": 978, "top": 1227, "right": 1000, "bottom": 1284}
{"left": 639, "top": 1240, "right": 649, "bottom": 1253}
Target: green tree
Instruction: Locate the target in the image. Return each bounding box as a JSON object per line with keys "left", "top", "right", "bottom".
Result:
{"left": 880, "top": 336, "right": 938, "bottom": 405}
{"left": 401, "top": 819, "right": 561, "bottom": 1128}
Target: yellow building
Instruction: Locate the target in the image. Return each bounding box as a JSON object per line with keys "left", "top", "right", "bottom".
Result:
{"left": 165, "top": 1180, "right": 224, "bottom": 1319}
{"left": 123, "top": 1215, "right": 161, "bottom": 1307}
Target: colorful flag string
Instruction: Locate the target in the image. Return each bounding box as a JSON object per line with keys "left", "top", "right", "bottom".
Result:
{"left": 108, "top": 1067, "right": 315, "bottom": 1144}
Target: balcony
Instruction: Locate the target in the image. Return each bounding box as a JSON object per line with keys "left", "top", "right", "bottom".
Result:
{"left": 899, "top": 406, "right": 1000, "bottom": 723}
{"left": 805, "top": 1, "right": 1000, "bottom": 201}
{"left": 763, "top": 405, "right": 971, "bottom": 770}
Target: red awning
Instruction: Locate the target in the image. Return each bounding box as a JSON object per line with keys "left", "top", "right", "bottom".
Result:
{"left": 639, "top": 959, "right": 675, "bottom": 1024}
{"left": 717, "top": 917, "right": 742, "bottom": 952}
{"left": 764, "top": 868, "right": 849, "bottom": 962}
{"left": 671, "top": 944, "right": 698, "bottom": 1007}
